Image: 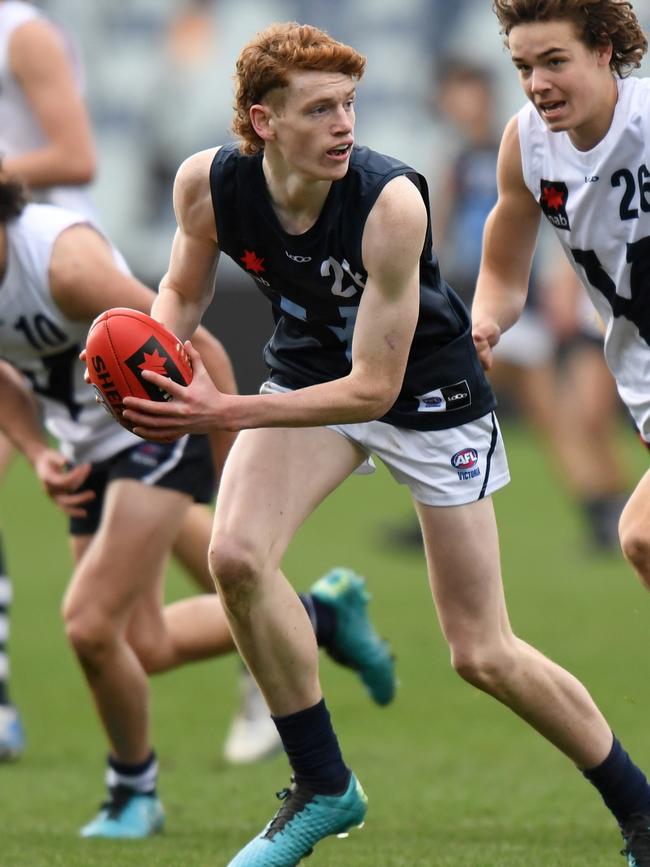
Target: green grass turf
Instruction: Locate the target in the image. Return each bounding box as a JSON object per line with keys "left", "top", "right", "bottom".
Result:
{"left": 0, "top": 420, "right": 648, "bottom": 866}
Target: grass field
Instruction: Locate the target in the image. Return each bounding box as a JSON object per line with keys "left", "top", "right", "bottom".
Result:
{"left": 0, "top": 420, "right": 648, "bottom": 867}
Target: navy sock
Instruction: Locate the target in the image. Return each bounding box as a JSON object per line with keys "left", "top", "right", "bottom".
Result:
{"left": 272, "top": 698, "right": 350, "bottom": 795}
{"left": 299, "top": 593, "right": 337, "bottom": 648}
{"left": 583, "top": 736, "right": 650, "bottom": 825}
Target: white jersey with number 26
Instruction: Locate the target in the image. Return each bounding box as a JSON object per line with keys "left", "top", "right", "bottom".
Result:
{"left": 518, "top": 75, "right": 650, "bottom": 440}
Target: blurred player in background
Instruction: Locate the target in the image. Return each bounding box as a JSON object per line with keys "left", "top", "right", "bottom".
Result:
{"left": 0, "top": 173, "right": 396, "bottom": 837}
{"left": 0, "top": 0, "right": 98, "bottom": 759}
{"left": 434, "top": 58, "right": 628, "bottom": 553}
{"left": 472, "top": 0, "right": 650, "bottom": 862}
{"left": 0, "top": 0, "right": 284, "bottom": 767}
{"left": 122, "top": 21, "right": 650, "bottom": 866}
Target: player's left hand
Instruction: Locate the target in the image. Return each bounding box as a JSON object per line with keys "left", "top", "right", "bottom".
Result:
{"left": 122, "top": 340, "right": 235, "bottom": 440}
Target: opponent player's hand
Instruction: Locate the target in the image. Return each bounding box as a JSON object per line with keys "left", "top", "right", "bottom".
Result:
{"left": 32, "top": 448, "right": 95, "bottom": 517}
{"left": 122, "top": 341, "right": 234, "bottom": 440}
{"left": 78, "top": 348, "right": 92, "bottom": 386}
{"left": 472, "top": 320, "right": 501, "bottom": 371}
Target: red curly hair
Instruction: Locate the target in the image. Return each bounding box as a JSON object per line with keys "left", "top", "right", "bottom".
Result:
{"left": 231, "top": 22, "right": 366, "bottom": 155}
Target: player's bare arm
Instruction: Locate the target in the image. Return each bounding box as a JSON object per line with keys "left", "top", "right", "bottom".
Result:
{"left": 471, "top": 115, "right": 541, "bottom": 370}
{"left": 150, "top": 148, "right": 221, "bottom": 340}
{"left": 2, "top": 18, "right": 96, "bottom": 187}
{"left": 0, "top": 360, "right": 93, "bottom": 515}
{"left": 123, "top": 174, "right": 425, "bottom": 437}
{"left": 50, "top": 224, "right": 160, "bottom": 321}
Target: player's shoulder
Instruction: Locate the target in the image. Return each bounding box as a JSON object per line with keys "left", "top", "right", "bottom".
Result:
{"left": 619, "top": 74, "right": 650, "bottom": 120}
{"left": 176, "top": 147, "right": 220, "bottom": 191}
{"left": 174, "top": 148, "right": 219, "bottom": 212}
{"left": 11, "top": 201, "right": 87, "bottom": 242}
{"left": 174, "top": 147, "right": 220, "bottom": 238}
{"left": 0, "top": 1, "right": 41, "bottom": 31}
{"left": 0, "top": 1, "right": 40, "bottom": 58}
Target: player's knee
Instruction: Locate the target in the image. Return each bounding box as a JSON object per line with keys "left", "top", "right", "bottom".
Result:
{"left": 63, "top": 604, "right": 116, "bottom": 666}
{"left": 208, "top": 535, "right": 263, "bottom": 607}
{"left": 619, "top": 519, "right": 650, "bottom": 577}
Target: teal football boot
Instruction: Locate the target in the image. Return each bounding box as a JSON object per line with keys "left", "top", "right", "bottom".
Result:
{"left": 80, "top": 786, "right": 164, "bottom": 838}
{"left": 310, "top": 568, "right": 396, "bottom": 705}
{"left": 227, "top": 773, "right": 367, "bottom": 866}
{"left": 0, "top": 704, "right": 25, "bottom": 760}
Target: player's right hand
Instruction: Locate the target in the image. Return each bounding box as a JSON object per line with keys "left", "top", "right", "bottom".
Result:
{"left": 471, "top": 320, "right": 501, "bottom": 371}
{"left": 33, "top": 448, "right": 95, "bottom": 517}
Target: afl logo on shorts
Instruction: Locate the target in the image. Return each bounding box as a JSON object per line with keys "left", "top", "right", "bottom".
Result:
{"left": 451, "top": 448, "right": 481, "bottom": 481}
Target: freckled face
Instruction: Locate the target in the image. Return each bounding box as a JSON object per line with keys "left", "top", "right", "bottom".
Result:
{"left": 262, "top": 70, "right": 356, "bottom": 180}
{"left": 509, "top": 19, "right": 617, "bottom": 149}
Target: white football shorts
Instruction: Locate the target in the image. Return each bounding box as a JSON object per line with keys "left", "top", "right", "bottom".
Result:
{"left": 260, "top": 381, "right": 510, "bottom": 507}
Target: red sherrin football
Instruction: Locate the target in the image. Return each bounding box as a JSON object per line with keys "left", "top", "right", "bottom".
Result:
{"left": 85, "top": 307, "right": 192, "bottom": 428}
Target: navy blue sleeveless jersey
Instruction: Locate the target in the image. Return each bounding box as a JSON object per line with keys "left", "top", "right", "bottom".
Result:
{"left": 209, "top": 143, "right": 496, "bottom": 431}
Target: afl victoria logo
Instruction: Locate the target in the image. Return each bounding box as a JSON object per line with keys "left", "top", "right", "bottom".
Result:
{"left": 451, "top": 448, "right": 478, "bottom": 470}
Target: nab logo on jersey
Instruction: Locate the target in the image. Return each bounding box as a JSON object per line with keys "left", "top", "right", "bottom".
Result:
{"left": 451, "top": 448, "right": 481, "bottom": 481}
{"left": 540, "top": 179, "right": 571, "bottom": 230}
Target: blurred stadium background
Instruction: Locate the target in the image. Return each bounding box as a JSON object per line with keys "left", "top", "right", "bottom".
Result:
{"left": 5, "top": 2, "right": 650, "bottom": 865}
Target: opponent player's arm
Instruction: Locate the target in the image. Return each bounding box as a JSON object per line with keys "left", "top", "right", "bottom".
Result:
{"left": 0, "top": 361, "right": 47, "bottom": 464}
{"left": 471, "top": 116, "right": 541, "bottom": 370}
{"left": 1, "top": 18, "right": 96, "bottom": 187}
{"left": 122, "top": 174, "right": 425, "bottom": 435}
{"left": 0, "top": 361, "right": 93, "bottom": 515}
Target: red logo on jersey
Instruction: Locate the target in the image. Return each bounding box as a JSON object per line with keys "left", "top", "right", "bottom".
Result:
{"left": 241, "top": 250, "right": 265, "bottom": 273}
{"left": 540, "top": 179, "right": 571, "bottom": 231}
{"left": 541, "top": 185, "right": 565, "bottom": 209}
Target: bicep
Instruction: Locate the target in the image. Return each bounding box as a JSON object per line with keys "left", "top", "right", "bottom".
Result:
{"left": 49, "top": 225, "right": 157, "bottom": 320}
{"left": 161, "top": 150, "right": 221, "bottom": 306}
{"left": 481, "top": 118, "right": 541, "bottom": 284}
{"left": 163, "top": 227, "right": 220, "bottom": 307}
{"left": 352, "top": 177, "right": 425, "bottom": 380}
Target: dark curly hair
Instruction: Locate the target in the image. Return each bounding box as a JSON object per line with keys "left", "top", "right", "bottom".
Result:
{"left": 492, "top": 0, "right": 647, "bottom": 76}
{"left": 231, "top": 22, "right": 366, "bottom": 156}
{"left": 0, "top": 172, "right": 29, "bottom": 223}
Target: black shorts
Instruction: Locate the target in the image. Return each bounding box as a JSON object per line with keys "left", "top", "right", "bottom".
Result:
{"left": 69, "top": 434, "right": 215, "bottom": 536}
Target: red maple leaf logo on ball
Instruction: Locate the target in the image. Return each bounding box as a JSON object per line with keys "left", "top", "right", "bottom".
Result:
{"left": 241, "top": 249, "right": 265, "bottom": 273}
{"left": 541, "top": 185, "right": 565, "bottom": 210}
{"left": 138, "top": 349, "right": 168, "bottom": 375}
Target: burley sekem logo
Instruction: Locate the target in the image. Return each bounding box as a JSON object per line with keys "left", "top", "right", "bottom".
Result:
{"left": 540, "top": 179, "right": 571, "bottom": 230}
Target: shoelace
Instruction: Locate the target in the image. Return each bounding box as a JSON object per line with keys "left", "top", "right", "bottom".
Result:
{"left": 100, "top": 785, "right": 137, "bottom": 820}
{"left": 263, "top": 782, "right": 315, "bottom": 840}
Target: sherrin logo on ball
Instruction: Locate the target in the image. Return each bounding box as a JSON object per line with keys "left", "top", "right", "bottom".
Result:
{"left": 85, "top": 307, "right": 192, "bottom": 432}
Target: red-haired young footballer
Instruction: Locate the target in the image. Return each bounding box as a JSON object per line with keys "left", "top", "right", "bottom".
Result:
{"left": 121, "top": 19, "right": 650, "bottom": 867}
